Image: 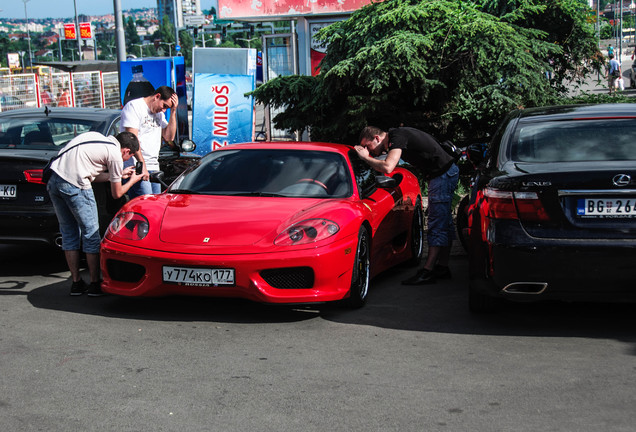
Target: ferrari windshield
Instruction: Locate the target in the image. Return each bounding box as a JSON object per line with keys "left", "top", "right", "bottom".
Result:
{"left": 510, "top": 118, "right": 636, "bottom": 162}
{"left": 170, "top": 148, "right": 353, "bottom": 198}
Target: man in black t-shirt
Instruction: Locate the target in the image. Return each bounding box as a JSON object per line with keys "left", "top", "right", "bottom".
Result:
{"left": 356, "top": 126, "right": 459, "bottom": 284}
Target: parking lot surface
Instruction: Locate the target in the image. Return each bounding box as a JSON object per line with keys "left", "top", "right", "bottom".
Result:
{"left": 1, "top": 244, "right": 635, "bottom": 431}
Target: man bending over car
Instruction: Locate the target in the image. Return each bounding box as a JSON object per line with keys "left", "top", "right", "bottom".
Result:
{"left": 47, "top": 131, "right": 144, "bottom": 296}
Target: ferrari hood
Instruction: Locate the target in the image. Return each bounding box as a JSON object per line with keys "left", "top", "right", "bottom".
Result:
{"left": 158, "top": 194, "right": 327, "bottom": 247}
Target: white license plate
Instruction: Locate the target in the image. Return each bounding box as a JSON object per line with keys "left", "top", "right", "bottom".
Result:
{"left": 0, "top": 184, "right": 17, "bottom": 199}
{"left": 162, "top": 266, "right": 235, "bottom": 286}
{"left": 577, "top": 198, "right": 636, "bottom": 217}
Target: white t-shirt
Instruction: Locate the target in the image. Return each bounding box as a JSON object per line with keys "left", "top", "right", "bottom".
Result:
{"left": 120, "top": 97, "right": 168, "bottom": 170}
{"left": 51, "top": 132, "right": 124, "bottom": 190}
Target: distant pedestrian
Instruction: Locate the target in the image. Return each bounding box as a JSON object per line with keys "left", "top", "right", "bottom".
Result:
{"left": 607, "top": 53, "right": 621, "bottom": 95}
{"left": 57, "top": 85, "right": 71, "bottom": 107}
{"left": 40, "top": 85, "right": 53, "bottom": 106}
{"left": 608, "top": 45, "right": 615, "bottom": 57}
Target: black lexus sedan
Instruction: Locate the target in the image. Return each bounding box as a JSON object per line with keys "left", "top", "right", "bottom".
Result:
{"left": 466, "top": 103, "right": 636, "bottom": 312}
{"left": 0, "top": 107, "right": 196, "bottom": 248}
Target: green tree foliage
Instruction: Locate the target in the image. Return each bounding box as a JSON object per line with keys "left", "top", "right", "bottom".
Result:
{"left": 252, "top": 0, "right": 602, "bottom": 144}
{"left": 125, "top": 16, "right": 141, "bottom": 46}
{"left": 178, "top": 30, "right": 194, "bottom": 65}
{"left": 155, "top": 16, "right": 176, "bottom": 45}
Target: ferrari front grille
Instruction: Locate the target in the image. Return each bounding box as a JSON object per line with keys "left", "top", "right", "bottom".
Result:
{"left": 106, "top": 259, "right": 145, "bottom": 283}
{"left": 260, "top": 267, "right": 315, "bottom": 289}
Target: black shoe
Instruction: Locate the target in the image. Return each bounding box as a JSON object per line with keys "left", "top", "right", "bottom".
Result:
{"left": 434, "top": 265, "right": 452, "bottom": 279}
{"left": 402, "top": 268, "right": 436, "bottom": 285}
{"left": 70, "top": 279, "right": 87, "bottom": 296}
{"left": 87, "top": 281, "right": 105, "bottom": 297}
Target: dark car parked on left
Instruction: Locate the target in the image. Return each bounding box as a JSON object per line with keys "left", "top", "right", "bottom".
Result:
{"left": 0, "top": 107, "right": 196, "bottom": 248}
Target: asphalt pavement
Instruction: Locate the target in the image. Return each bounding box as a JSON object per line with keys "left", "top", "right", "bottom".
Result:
{"left": 2, "top": 243, "right": 636, "bottom": 431}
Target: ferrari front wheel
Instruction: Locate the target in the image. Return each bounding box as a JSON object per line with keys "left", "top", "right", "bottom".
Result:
{"left": 345, "top": 226, "right": 371, "bottom": 308}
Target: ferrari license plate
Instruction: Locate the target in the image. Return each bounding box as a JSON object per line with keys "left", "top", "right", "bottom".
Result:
{"left": 577, "top": 198, "right": 636, "bottom": 217}
{"left": 0, "top": 184, "right": 17, "bottom": 199}
{"left": 162, "top": 266, "right": 235, "bottom": 286}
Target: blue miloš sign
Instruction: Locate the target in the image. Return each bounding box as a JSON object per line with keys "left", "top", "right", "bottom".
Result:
{"left": 192, "top": 74, "right": 254, "bottom": 155}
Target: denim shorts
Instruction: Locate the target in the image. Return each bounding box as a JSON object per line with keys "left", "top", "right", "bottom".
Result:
{"left": 123, "top": 159, "right": 161, "bottom": 199}
{"left": 427, "top": 164, "right": 459, "bottom": 247}
{"left": 46, "top": 172, "right": 101, "bottom": 253}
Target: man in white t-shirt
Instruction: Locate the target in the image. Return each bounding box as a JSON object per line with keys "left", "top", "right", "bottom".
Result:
{"left": 120, "top": 85, "right": 178, "bottom": 198}
{"left": 47, "top": 131, "right": 144, "bottom": 296}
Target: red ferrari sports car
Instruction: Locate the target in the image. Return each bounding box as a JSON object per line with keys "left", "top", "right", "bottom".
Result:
{"left": 101, "top": 142, "right": 423, "bottom": 307}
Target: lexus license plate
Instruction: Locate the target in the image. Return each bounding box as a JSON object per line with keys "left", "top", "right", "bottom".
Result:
{"left": 577, "top": 198, "right": 636, "bottom": 217}
{"left": 0, "top": 184, "right": 17, "bottom": 199}
{"left": 162, "top": 266, "right": 235, "bottom": 286}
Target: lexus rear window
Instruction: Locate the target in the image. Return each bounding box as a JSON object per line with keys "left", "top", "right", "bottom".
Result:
{"left": 510, "top": 118, "right": 636, "bottom": 162}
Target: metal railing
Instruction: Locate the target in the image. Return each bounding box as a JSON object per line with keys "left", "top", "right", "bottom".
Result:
{"left": 0, "top": 71, "right": 121, "bottom": 112}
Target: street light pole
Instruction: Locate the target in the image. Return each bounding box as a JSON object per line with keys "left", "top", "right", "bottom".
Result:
{"left": 236, "top": 37, "right": 258, "bottom": 49}
{"left": 172, "top": 0, "right": 180, "bottom": 51}
{"left": 631, "top": 2, "right": 636, "bottom": 50}
{"left": 621, "top": 0, "right": 624, "bottom": 60}
{"left": 132, "top": 44, "right": 144, "bottom": 58}
{"left": 73, "top": 0, "right": 82, "bottom": 61}
{"left": 22, "top": 0, "right": 32, "bottom": 71}
{"left": 161, "top": 42, "right": 175, "bottom": 57}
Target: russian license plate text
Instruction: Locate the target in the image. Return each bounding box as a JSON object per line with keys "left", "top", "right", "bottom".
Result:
{"left": 163, "top": 266, "right": 235, "bottom": 286}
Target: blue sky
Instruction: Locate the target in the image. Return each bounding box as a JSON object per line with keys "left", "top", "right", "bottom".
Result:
{"left": 0, "top": 1, "right": 213, "bottom": 20}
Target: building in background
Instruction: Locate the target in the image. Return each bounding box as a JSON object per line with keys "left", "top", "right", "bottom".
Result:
{"left": 157, "top": 0, "right": 202, "bottom": 29}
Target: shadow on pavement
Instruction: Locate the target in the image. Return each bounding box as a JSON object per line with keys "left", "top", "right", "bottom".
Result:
{"left": 4, "top": 244, "right": 636, "bottom": 341}
{"left": 320, "top": 256, "right": 636, "bottom": 345}
{"left": 26, "top": 281, "right": 320, "bottom": 324}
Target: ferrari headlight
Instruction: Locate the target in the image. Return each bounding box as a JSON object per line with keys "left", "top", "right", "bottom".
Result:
{"left": 107, "top": 212, "right": 150, "bottom": 240}
{"left": 274, "top": 219, "right": 340, "bottom": 246}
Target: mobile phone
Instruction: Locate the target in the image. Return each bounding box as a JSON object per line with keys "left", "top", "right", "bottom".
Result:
{"left": 135, "top": 161, "right": 143, "bottom": 175}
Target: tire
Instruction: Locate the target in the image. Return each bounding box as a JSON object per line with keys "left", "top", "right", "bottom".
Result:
{"left": 406, "top": 200, "right": 424, "bottom": 266}
{"left": 456, "top": 195, "right": 470, "bottom": 253}
{"left": 345, "top": 226, "right": 371, "bottom": 308}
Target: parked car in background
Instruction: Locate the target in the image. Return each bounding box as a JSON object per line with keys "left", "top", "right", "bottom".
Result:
{"left": 0, "top": 95, "right": 25, "bottom": 112}
{"left": 0, "top": 107, "right": 197, "bottom": 248}
{"left": 101, "top": 142, "right": 424, "bottom": 308}
{"left": 466, "top": 104, "right": 636, "bottom": 312}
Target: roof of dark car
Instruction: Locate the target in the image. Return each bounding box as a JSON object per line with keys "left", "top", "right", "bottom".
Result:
{"left": 0, "top": 107, "right": 120, "bottom": 121}
{"left": 514, "top": 103, "right": 636, "bottom": 122}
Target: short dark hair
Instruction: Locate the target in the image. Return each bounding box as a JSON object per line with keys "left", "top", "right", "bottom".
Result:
{"left": 154, "top": 85, "right": 176, "bottom": 100}
{"left": 359, "top": 126, "right": 385, "bottom": 144}
{"left": 115, "top": 131, "right": 140, "bottom": 153}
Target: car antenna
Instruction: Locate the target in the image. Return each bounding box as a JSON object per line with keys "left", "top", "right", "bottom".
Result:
{"left": 44, "top": 106, "right": 50, "bottom": 117}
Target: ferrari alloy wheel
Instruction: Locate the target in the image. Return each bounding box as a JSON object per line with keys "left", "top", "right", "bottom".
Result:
{"left": 346, "top": 226, "right": 371, "bottom": 308}
{"left": 406, "top": 200, "right": 424, "bottom": 266}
